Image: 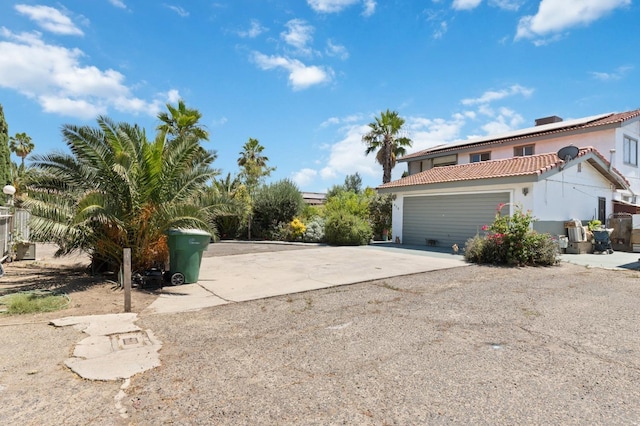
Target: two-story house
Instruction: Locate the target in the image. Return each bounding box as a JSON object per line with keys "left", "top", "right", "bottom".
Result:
{"left": 377, "top": 109, "right": 640, "bottom": 250}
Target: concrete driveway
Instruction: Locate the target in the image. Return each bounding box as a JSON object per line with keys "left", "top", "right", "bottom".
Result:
{"left": 143, "top": 244, "right": 467, "bottom": 314}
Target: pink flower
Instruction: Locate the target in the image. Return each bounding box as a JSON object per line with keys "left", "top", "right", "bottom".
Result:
{"left": 481, "top": 224, "right": 489, "bottom": 231}
{"left": 497, "top": 203, "right": 505, "bottom": 211}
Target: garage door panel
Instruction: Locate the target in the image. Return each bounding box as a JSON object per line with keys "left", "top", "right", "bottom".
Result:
{"left": 403, "top": 193, "right": 510, "bottom": 247}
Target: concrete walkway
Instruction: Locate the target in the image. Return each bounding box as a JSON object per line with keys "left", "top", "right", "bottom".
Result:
{"left": 143, "top": 245, "right": 468, "bottom": 315}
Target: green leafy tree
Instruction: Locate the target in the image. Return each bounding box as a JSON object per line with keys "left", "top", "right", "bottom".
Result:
{"left": 327, "top": 173, "right": 363, "bottom": 198}
{"left": 252, "top": 179, "right": 303, "bottom": 239}
{"left": 0, "top": 104, "right": 11, "bottom": 187}
{"left": 26, "top": 106, "right": 220, "bottom": 272}
{"left": 362, "top": 109, "right": 412, "bottom": 184}
{"left": 369, "top": 193, "right": 393, "bottom": 238}
{"left": 9, "top": 132, "right": 34, "bottom": 169}
{"left": 344, "top": 172, "right": 362, "bottom": 194}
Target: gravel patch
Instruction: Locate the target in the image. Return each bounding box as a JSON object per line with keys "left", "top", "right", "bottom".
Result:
{"left": 123, "top": 263, "right": 640, "bottom": 424}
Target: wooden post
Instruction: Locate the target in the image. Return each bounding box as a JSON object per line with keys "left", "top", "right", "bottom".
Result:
{"left": 123, "top": 248, "right": 131, "bottom": 312}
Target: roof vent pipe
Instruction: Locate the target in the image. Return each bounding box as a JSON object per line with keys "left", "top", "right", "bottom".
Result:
{"left": 609, "top": 149, "right": 616, "bottom": 170}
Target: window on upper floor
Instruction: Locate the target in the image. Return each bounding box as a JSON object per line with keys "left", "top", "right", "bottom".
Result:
{"left": 432, "top": 154, "right": 457, "bottom": 167}
{"left": 514, "top": 145, "right": 535, "bottom": 156}
{"left": 470, "top": 152, "right": 490, "bottom": 163}
{"left": 624, "top": 136, "right": 638, "bottom": 166}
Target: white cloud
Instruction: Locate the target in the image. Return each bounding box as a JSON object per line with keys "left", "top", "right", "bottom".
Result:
{"left": 362, "top": 0, "right": 376, "bottom": 16}
{"left": 405, "top": 115, "right": 467, "bottom": 152}
{"left": 461, "top": 84, "right": 534, "bottom": 105}
{"left": 165, "top": 5, "right": 189, "bottom": 17}
{"left": 516, "top": 0, "right": 631, "bottom": 41}
{"left": 238, "top": 20, "right": 266, "bottom": 38}
{"left": 307, "top": 0, "right": 376, "bottom": 16}
{"left": 590, "top": 65, "right": 633, "bottom": 81}
{"left": 489, "top": 0, "right": 524, "bottom": 11}
{"left": 15, "top": 4, "right": 84, "bottom": 36}
{"left": 319, "top": 123, "right": 378, "bottom": 182}
{"left": 281, "top": 19, "right": 314, "bottom": 55}
{"left": 452, "top": 0, "right": 482, "bottom": 11}
{"left": 291, "top": 168, "right": 318, "bottom": 188}
{"left": 479, "top": 107, "right": 525, "bottom": 135}
{"left": 166, "top": 89, "right": 181, "bottom": 103}
{"left": 40, "top": 96, "right": 104, "bottom": 119}
{"left": 0, "top": 29, "right": 172, "bottom": 119}
{"left": 325, "top": 39, "right": 349, "bottom": 60}
{"left": 108, "top": 0, "right": 127, "bottom": 8}
{"left": 251, "top": 52, "right": 333, "bottom": 90}
{"left": 433, "top": 21, "right": 448, "bottom": 39}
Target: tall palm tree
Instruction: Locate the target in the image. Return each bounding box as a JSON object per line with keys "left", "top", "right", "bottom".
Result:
{"left": 237, "top": 138, "right": 275, "bottom": 240}
{"left": 362, "top": 109, "right": 412, "bottom": 184}
{"left": 26, "top": 112, "right": 219, "bottom": 272}
{"left": 157, "top": 99, "right": 209, "bottom": 142}
{"left": 9, "top": 132, "right": 34, "bottom": 169}
{"left": 237, "top": 138, "right": 275, "bottom": 188}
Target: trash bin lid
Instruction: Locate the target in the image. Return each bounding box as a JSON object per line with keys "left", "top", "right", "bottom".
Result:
{"left": 166, "top": 228, "right": 211, "bottom": 237}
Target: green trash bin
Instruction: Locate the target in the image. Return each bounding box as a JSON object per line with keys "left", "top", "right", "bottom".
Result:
{"left": 166, "top": 228, "right": 211, "bottom": 285}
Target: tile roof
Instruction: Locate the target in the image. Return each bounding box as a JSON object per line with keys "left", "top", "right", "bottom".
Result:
{"left": 379, "top": 147, "right": 629, "bottom": 190}
{"left": 401, "top": 108, "right": 640, "bottom": 161}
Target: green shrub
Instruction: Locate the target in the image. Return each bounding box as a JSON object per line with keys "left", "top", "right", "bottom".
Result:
{"left": 252, "top": 179, "right": 304, "bottom": 238}
{"left": 303, "top": 216, "right": 325, "bottom": 242}
{"left": 369, "top": 193, "right": 392, "bottom": 237}
{"left": 324, "top": 191, "right": 370, "bottom": 220}
{"left": 464, "top": 203, "right": 559, "bottom": 266}
{"left": 325, "top": 212, "right": 372, "bottom": 246}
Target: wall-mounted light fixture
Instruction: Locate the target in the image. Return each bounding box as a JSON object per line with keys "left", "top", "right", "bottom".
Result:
{"left": 391, "top": 194, "right": 397, "bottom": 200}
{"left": 522, "top": 187, "right": 529, "bottom": 196}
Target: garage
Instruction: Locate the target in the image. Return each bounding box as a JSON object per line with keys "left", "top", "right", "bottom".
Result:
{"left": 402, "top": 192, "right": 510, "bottom": 248}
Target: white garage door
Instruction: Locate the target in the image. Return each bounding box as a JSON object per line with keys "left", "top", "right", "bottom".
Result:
{"left": 403, "top": 192, "right": 510, "bottom": 248}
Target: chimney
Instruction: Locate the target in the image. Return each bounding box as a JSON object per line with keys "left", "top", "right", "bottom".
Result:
{"left": 535, "top": 115, "right": 563, "bottom": 126}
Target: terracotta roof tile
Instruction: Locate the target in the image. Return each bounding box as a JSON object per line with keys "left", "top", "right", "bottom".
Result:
{"left": 379, "top": 147, "right": 629, "bottom": 189}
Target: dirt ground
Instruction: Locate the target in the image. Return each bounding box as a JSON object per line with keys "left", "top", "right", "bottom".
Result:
{"left": 1, "top": 243, "right": 640, "bottom": 424}
{"left": 0, "top": 241, "right": 311, "bottom": 321}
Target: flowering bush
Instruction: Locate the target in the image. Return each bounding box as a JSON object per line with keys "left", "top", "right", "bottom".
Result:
{"left": 303, "top": 216, "right": 325, "bottom": 243}
{"left": 464, "top": 203, "right": 559, "bottom": 266}
{"left": 289, "top": 218, "right": 306, "bottom": 241}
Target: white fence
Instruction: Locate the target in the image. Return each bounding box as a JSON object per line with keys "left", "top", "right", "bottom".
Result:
{"left": 0, "top": 207, "right": 31, "bottom": 257}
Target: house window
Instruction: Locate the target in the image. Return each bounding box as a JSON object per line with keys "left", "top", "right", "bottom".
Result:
{"left": 470, "top": 152, "right": 490, "bottom": 163}
{"left": 432, "top": 154, "right": 457, "bottom": 167}
{"left": 624, "top": 136, "right": 638, "bottom": 166}
{"left": 514, "top": 145, "right": 535, "bottom": 156}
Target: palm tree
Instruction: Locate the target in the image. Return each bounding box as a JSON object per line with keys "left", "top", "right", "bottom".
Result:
{"left": 237, "top": 138, "right": 276, "bottom": 189}
{"left": 9, "top": 132, "right": 35, "bottom": 169}
{"left": 157, "top": 99, "right": 209, "bottom": 142}
{"left": 237, "top": 138, "right": 275, "bottom": 239}
{"left": 362, "top": 109, "right": 412, "bottom": 184}
{"left": 25, "top": 110, "right": 220, "bottom": 272}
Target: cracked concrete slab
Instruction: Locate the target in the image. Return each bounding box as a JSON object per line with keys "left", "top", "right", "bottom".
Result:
{"left": 51, "top": 313, "right": 162, "bottom": 381}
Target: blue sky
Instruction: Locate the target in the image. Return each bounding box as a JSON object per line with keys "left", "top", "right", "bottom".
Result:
{"left": 0, "top": 0, "right": 637, "bottom": 192}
